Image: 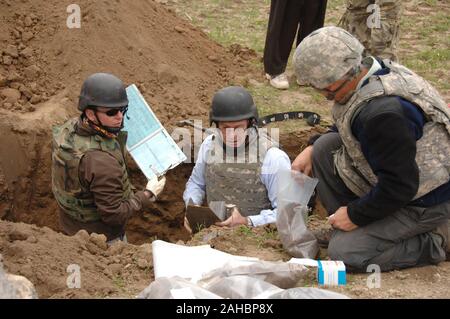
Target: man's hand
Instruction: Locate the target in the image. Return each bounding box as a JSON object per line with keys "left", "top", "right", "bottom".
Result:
{"left": 328, "top": 206, "right": 358, "bottom": 232}
{"left": 291, "top": 145, "right": 314, "bottom": 176}
{"left": 216, "top": 207, "right": 248, "bottom": 227}
{"left": 146, "top": 175, "right": 166, "bottom": 199}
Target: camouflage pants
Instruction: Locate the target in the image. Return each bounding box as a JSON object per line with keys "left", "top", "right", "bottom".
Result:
{"left": 339, "top": 0, "right": 402, "bottom": 61}
{"left": 312, "top": 133, "right": 448, "bottom": 272}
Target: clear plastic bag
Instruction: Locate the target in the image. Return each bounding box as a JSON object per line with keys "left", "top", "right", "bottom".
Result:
{"left": 199, "top": 260, "right": 310, "bottom": 289}
{"left": 137, "top": 276, "right": 222, "bottom": 299}
{"left": 202, "top": 275, "right": 283, "bottom": 299}
{"left": 276, "top": 170, "right": 319, "bottom": 259}
{"left": 268, "top": 287, "right": 350, "bottom": 299}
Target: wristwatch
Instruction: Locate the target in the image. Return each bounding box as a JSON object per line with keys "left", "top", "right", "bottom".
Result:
{"left": 246, "top": 217, "right": 253, "bottom": 227}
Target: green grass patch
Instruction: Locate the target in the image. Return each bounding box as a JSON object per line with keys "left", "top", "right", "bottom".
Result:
{"left": 112, "top": 275, "right": 126, "bottom": 291}
{"left": 235, "top": 225, "right": 254, "bottom": 237}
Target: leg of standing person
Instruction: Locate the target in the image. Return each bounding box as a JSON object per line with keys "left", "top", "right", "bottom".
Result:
{"left": 295, "top": 0, "right": 328, "bottom": 85}
{"left": 263, "top": 0, "right": 304, "bottom": 89}
{"left": 297, "top": 0, "right": 328, "bottom": 46}
{"left": 339, "top": 0, "right": 372, "bottom": 54}
{"left": 371, "top": 0, "right": 402, "bottom": 61}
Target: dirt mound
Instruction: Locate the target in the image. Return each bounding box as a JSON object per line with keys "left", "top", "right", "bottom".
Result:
{"left": 0, "top": 219, "right": 153, "bottom": 298}
{"left": 0, "top": 0, "right": 253, "bottom": 240}
{"left": 0, "top": 94, "right": 72, "bottom": 230}
{"left": 0, "top": 0, "right": 246, "bottom": 122}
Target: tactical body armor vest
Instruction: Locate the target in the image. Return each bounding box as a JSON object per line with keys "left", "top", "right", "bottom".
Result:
{"left": 333, "top": 60, "right": 450, "bottom": 199}
{"left": 52, "top": 118, "right": 132, "bottom": 222}
{"left": 205, "top": 128, "right": 276, "bottom": 217}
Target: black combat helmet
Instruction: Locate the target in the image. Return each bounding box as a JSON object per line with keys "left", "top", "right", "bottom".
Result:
{"left": 78, "top": 73, "right": 128, "bottom": 111}
{"left": 209, "top": 86, "right": 259, "bottom": 126}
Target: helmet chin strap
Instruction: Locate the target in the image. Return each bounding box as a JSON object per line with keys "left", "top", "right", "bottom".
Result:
{"left": 91, "top": 111, "right": 124, "bottom": 135}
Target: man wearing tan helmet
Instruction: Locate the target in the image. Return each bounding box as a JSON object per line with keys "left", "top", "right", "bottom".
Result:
{"left": 292, "top": 26, "right": 449, "bottom": 271}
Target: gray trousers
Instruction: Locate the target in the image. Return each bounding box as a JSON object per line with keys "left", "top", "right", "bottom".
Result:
{"left": 312, "top": 133, "right": 448, "bottom": 272}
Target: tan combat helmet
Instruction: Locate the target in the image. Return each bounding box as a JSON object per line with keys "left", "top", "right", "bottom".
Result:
{"left": 293, "top": 26, "right": 365, "bottom": 89}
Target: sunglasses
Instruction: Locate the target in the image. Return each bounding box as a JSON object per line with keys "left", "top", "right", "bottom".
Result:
{"left": 98, "top": 106, "right": 128, "bottom": 117}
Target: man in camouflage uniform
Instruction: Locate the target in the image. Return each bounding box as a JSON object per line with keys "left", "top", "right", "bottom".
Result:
{"left": 339, "top": 0, "right": 401, "bottom": 61}
{"left": 183, "top": 86, "right": 291, "bottom": 228}
{"left": 52, "top": 73, "right": 166, "bottom": 242}
{"left": 292, "top": 27, "right": 449, "bottom": 271}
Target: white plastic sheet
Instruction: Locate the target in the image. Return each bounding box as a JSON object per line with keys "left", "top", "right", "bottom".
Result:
{"left": 152, "top": 240, "right": 258, "bottom": 282}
